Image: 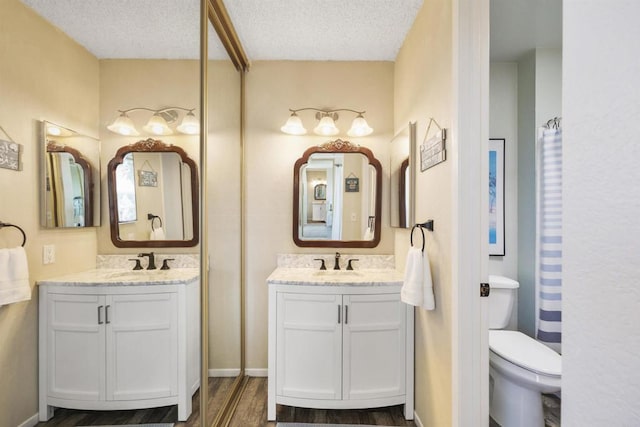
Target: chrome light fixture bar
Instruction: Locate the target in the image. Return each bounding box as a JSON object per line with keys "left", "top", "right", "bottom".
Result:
{"left": 281, "top": 107, "right": 373, "bottom": 137}
{"left": 107, "top": 106, "right": 200, "bottom": 136}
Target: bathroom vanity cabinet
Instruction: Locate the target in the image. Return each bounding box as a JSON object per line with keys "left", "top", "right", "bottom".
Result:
{"left": 267, "top": 276, "right": 414, "bottom": 421}
{"left": 38, "top": 270, "right": 199, "bottom": 422}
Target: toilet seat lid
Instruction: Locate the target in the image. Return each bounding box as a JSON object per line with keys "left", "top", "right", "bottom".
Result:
{"left": 489, "top": 330, "right": 561, "bottom": 376}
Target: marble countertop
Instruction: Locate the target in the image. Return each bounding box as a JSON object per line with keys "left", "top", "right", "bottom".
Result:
{"left": 267, "top": 267, "right": 404, "bottom": 286}
{"left": 37, "top": 268, "right": 199, "bottom": 287}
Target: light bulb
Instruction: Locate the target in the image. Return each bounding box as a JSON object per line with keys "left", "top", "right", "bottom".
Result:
{"left": 107, "top": 113, "right": 139, "bottom": 136}
{"left": 347, "top": 115, "right": 373, "bottom": 137}
{"left": 176, "top": 111, "right": 200, "bottom": 135}
{"left": 143, "top": 113, "right": 172, "bottom": 135}
{"left": 313, "top": 115, "right": 339, "bottom": 136}
{"left": 281, "top": 112, "right": 307, "bottom": 135}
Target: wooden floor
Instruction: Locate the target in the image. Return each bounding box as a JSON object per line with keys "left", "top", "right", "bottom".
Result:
{"left": 233, "top": 378, "right": 415, "bottom": 427}
{"left": 37, "top": 377, "right": 416, "bottom": 427}
{"left": 37, "top": 377, "right": 235, "bottom": 427}
{"left": 38, "top": 377, "right": 561, "bottom": 426}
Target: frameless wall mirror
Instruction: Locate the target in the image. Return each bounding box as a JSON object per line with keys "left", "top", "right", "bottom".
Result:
{"left": 390, "top": 122, "right": 416, "bottom": 228}
{"left": 293, "top": 139, "right": 382, "bottom": 248}
{"left": 40, "top": 120, "right": 101, "bottom": 228}
{"left": 107, "top": 138, "right": 199, "bottom": 248}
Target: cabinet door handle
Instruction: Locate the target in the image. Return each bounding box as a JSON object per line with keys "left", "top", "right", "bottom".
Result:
{"left": 98, "top": 305, "right": 104, "bottom": 325}
{"left": 105, "top": 305, "right": 111, "bottom": 324}
{"left": 338, "top": 304, "right": 341, "bottom": 324}
{"left": 345, "top": 305, "right": 349, "bottom": 324}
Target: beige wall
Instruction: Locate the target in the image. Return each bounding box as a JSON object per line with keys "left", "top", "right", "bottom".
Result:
{"left": 244, "top": 61, "right": 394, "bottom": 369}
{"left": 98, "top": 59, "right": 200, "bottom": 254}
{"left": 0, "top": 0, "right": 99, "bottom": 425}
{"left": 394, "top": 0, "right": 454, "bottom": 425}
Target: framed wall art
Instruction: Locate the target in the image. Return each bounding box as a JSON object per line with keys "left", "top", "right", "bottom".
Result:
{"left": 345, "top": 173, "right": 359, "bottom": 192}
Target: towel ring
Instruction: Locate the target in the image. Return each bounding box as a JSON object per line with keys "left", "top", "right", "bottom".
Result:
{"left": 0, "top": 222, "right": 26, "bottom": 247}
{"left": 410, "top": 225, "right": 425, "bottom": 252}
{"left": 147, "top": 214, "right": 163, "bottom": 232}
{"left": 410, "top": 220, "right": 434, "bottom": 252}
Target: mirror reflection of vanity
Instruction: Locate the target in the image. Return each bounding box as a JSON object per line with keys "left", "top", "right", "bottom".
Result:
{"left": 40, "top": 121, "right": 100, "bottom": 228}
{"left": 390, "top": 122, "right": 416, "bottom": 228}
{"left": 293, "top": 139, "right": 382, "bottom": 248}
{"left": 107, "top": 138, "right": 199, "bottom": 248}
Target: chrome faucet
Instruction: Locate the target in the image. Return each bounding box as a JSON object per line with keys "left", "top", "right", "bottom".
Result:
{"left": 138, "top": 252, "right": 157, "bottom": 270}
{"left": 333, "top": 252, "right": 341, "bottom": 270}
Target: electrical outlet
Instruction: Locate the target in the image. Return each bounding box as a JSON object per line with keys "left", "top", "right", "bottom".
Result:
{"left": 43, "top": 244, "right": 55, "bottom": 264}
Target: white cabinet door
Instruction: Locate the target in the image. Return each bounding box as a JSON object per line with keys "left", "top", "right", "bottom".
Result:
{"left": 105, "top": 293, "right": 178, "bottom": 401}
{"left": 46, "top": 293, "right": 106, "bottom": 401}
{"left": 276, "top": 292, "right": 342, "bottom": 400}
{"left": 342, "top": 294, "right": 406, "bottom": 400}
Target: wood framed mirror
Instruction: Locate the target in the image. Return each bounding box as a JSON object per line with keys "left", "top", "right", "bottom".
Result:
{"left": 107, "top": 138, "right": 199, "bottom": 248}
{"left": 390, "top": 122, "right": 416, "bottom": 228}
{"left": 41, "top": 121, "right": 100, "bottom": 228}
{"left": 293, "top": 139, "right": 382, "bottom": 248}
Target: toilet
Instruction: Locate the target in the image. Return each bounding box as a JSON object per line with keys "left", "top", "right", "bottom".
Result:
{"left": 488, "top": 275, "right": 561, "bottom": 427}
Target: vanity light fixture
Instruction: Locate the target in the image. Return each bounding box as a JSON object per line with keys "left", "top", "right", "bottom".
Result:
{"left": 45, "top": 123, "right": 74, "bottom": 137}
{"left": 46, "top": 125, "right": 62, "bottom": 136}
{"left": 107, "top": 107, "right": 200, "bottom": 136}
{"left": 281, "top": 108, "right": 374, "bottom": 137}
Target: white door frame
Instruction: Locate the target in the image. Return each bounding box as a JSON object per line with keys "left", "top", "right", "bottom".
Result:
{"left": 452, "top": 0, "right": 490, "bottom": 425}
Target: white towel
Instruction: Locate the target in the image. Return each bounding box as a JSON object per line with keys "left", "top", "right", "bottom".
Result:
{"left": 401, "top": 247, "right": 435, "bottom": 310}
{"left": 0, "top": 247, "right": 31, "bottom": 307}
{"left": 401, "top": 247, "right": 423, "bottom": 306}
{"left": 422, "top": 249, "right": 435, "bottom": 310}
{"left": 149, "top": 227, "right": 166, "bottom": 240}
{"left": 363, "top": 227, "right": 374, "bottom": 240}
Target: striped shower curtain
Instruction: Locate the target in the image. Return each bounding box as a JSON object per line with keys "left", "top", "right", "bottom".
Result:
{"left": 536, "top": 127, "right": 562, "bottom": 353}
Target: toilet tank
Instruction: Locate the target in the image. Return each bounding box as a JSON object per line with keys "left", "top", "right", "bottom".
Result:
{"left": 488, "top": 275, "right": 520, "bottom": 329}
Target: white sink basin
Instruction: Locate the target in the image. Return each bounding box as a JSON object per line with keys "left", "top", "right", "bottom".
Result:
{"left": 37, "top": 268, "right": 199, "bottom": 286}
{"left": 266, "top": 267, "right": 404, "bottom": 286}
{"left": 312, "top": 270, "right": 362, "bottom": 277}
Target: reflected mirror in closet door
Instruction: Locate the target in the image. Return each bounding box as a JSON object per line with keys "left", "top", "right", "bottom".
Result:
{"left": 205, "top": 16, "right": 244, "bottom": 422}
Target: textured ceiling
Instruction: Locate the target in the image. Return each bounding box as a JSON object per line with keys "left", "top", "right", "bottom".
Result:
{"left": 21, "top": 0, "right": 560, "bottom": 62}
{"left": 225, "top": 0, "right": 424, "bottom": 61}
{"left": 20, "top": 0, "right": 228, "bottom": 59}
{"left": 20, "top": 0, "right": 423, "bottom": 61}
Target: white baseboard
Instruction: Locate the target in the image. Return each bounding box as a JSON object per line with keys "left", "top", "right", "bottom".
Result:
{"left": 413, "top": 410, "right": 424, "bottom": 427}
{"left": 208, "top": 368, "right": 241, "bottom": 377}
{"left": 18, "top": 413, "right": 38, "bottom": 427}
{"left": 245, "top": 368, "right": 267, "bottom": 377}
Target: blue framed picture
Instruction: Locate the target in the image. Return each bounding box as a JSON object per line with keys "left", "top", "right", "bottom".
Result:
{"left": 489, "top": 138, "right": 505, "bottom": 256}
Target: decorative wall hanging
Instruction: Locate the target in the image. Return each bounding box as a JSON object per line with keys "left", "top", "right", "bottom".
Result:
{"left": 420, "top": 118, "right": 447, "bottom": 172}
{"left": 0, "top": 126, "right": 22, "bottom": 171}
{"left": 137, "top": 160, "right": 158, "bottom": 187}
{"left": 345, "top": 173, "right": 360, "bottom": 192}
{"left": 489, "top": 138, "right": 505, "bottom": 256}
